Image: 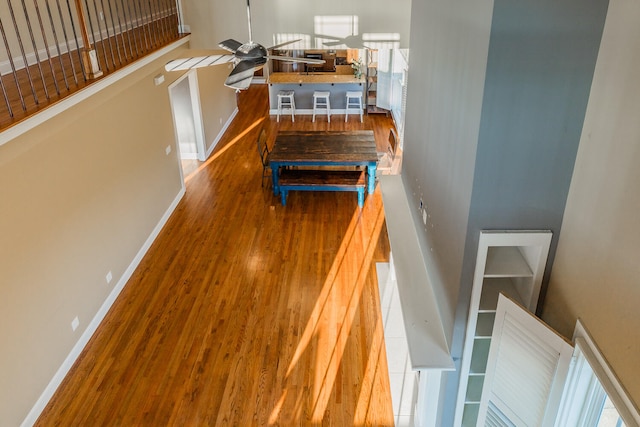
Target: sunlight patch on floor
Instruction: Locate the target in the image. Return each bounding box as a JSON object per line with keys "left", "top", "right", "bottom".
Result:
{"left": 184, "top": 117, "right": 265, "bottom": 183}
{"left": 270, "top": 188, "right": 391, "bottom": 425}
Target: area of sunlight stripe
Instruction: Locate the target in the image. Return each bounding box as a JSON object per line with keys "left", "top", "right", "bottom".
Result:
{"left": 269, "top": 187, "right": 388, "bottom": 425}
{"left": 183, "top": 117, "right": 265, "bottom": 183}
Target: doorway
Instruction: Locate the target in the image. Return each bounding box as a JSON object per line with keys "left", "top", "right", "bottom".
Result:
{"left": 168, "top": 70, "right": 206, "bottom": 177}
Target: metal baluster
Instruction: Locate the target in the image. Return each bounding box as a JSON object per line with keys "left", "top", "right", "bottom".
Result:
{"left": 143, "top": 0, "right": 155, "bottom": 47}
{"left": 0, "top": 71, "right": 13, "bottom": 117}
{"left": 134, "top": 0, "right": 150, "bottom": 50}
{"left": 130, "top": 0, "right": 146, "bottom": 52}
{"left": 153, "top": 0, "right": 163, "bottom": 43}
{"left": 20, "top": 0, "right": 51, "bottom": 99}
{"left": 63, "top": 0, "right": 86, "bottom": 81}
{"left": 55, "top": 0, "right": 80, "bottom": 84}
{"left": 105, "top": 0, "right": 122, "bottom": 64}
{"left": 123, "top": 0, "right": 139, "bottom": 57}
{"left": 89, "top": 0, "right": 113, "bottom": 70}
{"left": 142, "top": 0, "right": 153, "bottom": 50}
{"left": 111, "top": 0, "right": 131, "bottom": 61}
{"left": 44, "top": 0, "right": 70, "bottom": 90}
{"left": 148, "top": 0, "right": 160, "bottom": 45}
{"left": 33, "top": 0, "right": 61, "bottom": 95}
{"left": 84, "top": 0, "right": 107, "bottom": 71}
{"left": 96, "top": 0, "right": 116, "bottom": 67}
{"left": 157, "top": 0, "right": 169, "bottom": 43}
{"left": 0, "top": 17, "right": 19, "bottom": 115}
{"left": 6, "top": 0, "right": 39, "bottom": 104}
{"left": 173, "top": 0, "right": 182, "bottom": 36}
{"left": 148, "top": 0, "right": 160, "bottom": 44}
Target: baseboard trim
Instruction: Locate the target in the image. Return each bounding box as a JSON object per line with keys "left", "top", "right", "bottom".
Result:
{"left": 21, "top": 185, "right": 186, "bottom": 427}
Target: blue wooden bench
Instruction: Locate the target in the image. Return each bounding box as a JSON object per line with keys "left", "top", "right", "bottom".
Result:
{"left": 278, "top": 169, "right": 366, "bottom": 207}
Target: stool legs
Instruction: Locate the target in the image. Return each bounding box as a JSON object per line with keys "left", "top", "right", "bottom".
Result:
{"left": 312, "top": 92, "right": 331, "bottom": 123}
{"left": 277, "top": 91, "right": 296, "bottom": 122}
{"left": 345, "top": 92, "right": 363, "bottom": 123}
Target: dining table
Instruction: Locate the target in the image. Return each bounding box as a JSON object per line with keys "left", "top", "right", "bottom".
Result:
{"left": 268, "top": 130, "right": 378, "bottom": 196}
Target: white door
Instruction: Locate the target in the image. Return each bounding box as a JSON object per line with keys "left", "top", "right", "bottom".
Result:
{"left": 477, "top": 294, "right": 639, "bottom": 427}
{"left": 477, "top": 294, "right": 574, "bottom": 427}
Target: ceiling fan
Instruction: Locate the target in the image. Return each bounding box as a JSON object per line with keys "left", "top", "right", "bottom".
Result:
{"left": 164, "top": 0, "right": 325, "bottom": 91}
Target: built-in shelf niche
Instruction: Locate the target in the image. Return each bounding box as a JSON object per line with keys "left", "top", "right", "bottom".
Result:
{"left": 454, "top": 230, "right": 552, "bottom": 427}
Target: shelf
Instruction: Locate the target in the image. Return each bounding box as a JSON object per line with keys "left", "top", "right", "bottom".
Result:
{"left": 461, "top": 403, "right": 480, "bottom": 427}
{"left": 478, "top": 278, "right": 527, "bottom": 312}
{"left": 469, "top": 339, "right": 490, "bottom": 374}
{"left": 484, "top": 246, "right": 533, "bottom": 278}
{"left": 454, "top": 231, "right": 552, "bottom": 427}
{"left": 475, "top": 312, "right": 496, "bottom": 337}
{"left": 465, "top": 375, "right": 485, "bottom": 403}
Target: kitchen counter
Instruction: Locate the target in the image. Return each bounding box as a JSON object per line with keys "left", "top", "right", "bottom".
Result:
{"left": 268, "top": 72, "right": 364, "bottom": 85}
{"left": 268, "top": 73, "right": 365, "bottom": 114}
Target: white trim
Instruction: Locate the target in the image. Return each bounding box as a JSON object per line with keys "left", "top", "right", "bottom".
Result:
{"left": 187, "top": 71, "right": 207, "bottom": 161}
{"left": 20, "top": 186, "right": 186, "bottom": 427}
{"left": 206, "top": 107, "right": 238, "bottom": 158}
{"left": 573, "top": 320, "right": 640, "bottom": 427}
{"left": 0, "top": 36, "right": 190, "bottom": 147}
{"left": 1, "top": 41, "right": 83, "bottom": 75}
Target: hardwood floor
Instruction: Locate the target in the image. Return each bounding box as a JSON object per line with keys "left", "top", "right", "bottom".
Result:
{"left": 36, "top": 85, "right": 395, "bottom": 426}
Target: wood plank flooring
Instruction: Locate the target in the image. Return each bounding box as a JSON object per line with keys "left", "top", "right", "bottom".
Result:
{"left": 36, "top": 84, "right": 395, "bottom": 426}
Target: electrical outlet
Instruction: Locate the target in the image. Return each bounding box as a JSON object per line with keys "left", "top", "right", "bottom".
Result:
{"left": 106, "top": 271, "right": 112, "bottom": 284}
{"left": 165, "top": 145, "right": 171, "bottom": 155}
{"left": 71, "top": 316, "right": 79, "bottom": 331}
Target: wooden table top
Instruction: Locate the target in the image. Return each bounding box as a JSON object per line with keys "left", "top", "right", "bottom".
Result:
{"left": 269, "top": 130, "right": 378, "bottom": 164}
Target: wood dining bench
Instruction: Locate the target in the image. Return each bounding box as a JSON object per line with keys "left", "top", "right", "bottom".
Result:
{"left": 278, "top": 169, "right": 366, "bottom": 207}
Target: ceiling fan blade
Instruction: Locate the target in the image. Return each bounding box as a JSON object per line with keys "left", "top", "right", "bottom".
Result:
{"left": 315, "top": 34, "right": 341, "bottom": 42}
{"left": 267, "top": 39, "right": 302, "bottom": 50}
{"left": 164, "top": 55, "right": 234, "bottom": 72}
{"left": 218, "top": 39, "right": 243, "bottom": 53}
{"left": 225, "top": 60, "right": 257, "bottom": 90}
{"left": 322, "top": 41, "right": 344, "bottom": 47}
{"left": 266, "top": 55, "right": 325, "bottom": 64}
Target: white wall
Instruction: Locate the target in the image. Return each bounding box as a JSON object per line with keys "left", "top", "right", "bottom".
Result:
{"left": 183, "top": 0, "right": 412, "bottom": 50}
{"left": 542, "top": 0, "right": 640, "bottom": 406}
{"left": 402, "top": 0, "right": 494, "bottom": 350}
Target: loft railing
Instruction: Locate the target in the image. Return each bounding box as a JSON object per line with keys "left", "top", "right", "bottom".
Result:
{"left": 0, "top": 0, "right": 185, "bottom": 131}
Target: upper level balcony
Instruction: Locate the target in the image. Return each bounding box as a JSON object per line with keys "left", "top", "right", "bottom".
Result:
{"left": 0, "top": 0, "right": 186, "bottom": 133}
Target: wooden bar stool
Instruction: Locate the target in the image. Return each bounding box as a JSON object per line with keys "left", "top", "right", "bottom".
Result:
{"left": 277, "top": 90, "right": 296, "bottom": 122}
{"left": 345, "top": 91, "right": 363, "bottom": 123}
{"left": 312, "top": 91, "right": 331, "bottom": 123}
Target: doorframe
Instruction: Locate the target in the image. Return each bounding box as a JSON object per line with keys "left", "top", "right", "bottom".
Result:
{"left": 168, "top": 69, "right": 207, "bottom": 162}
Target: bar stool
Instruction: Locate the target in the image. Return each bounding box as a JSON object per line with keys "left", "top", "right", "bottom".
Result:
{"left": 277, "top": 90, "right": 296, "bottom": 122}
{"left": 312, "top": 91, "right": 331, "bottom": 123}
{"left": 345, "top": 91, "right": 363, "bottom": 123}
